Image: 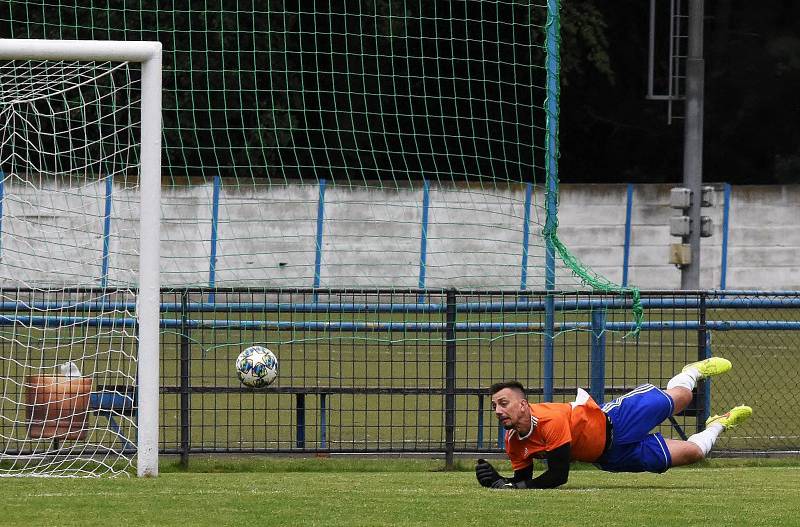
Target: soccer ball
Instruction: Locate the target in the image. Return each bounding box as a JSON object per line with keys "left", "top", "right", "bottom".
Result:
{"left": 235, "top": 346, "right": 278, "bottom": 388}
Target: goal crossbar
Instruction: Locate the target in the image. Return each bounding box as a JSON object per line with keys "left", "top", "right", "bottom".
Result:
{"left": 0, "top": 39, "right": 161, "bottom": 63}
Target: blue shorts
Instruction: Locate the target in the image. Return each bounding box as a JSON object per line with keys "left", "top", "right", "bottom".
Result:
{"left": 597, "top": 384, "right": 674, "bottom": 473}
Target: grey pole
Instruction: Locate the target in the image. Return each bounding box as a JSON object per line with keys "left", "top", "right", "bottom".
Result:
{"left": 681, "top": 0, "right": 705, "bottom": 289}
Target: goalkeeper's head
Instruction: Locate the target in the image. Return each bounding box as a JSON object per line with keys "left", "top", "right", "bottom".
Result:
{"left": 490, "top": 381, "right": 532, "bottom": 432}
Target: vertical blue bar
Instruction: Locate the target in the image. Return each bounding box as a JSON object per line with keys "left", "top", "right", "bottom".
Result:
{"left": 477, "top": 395, "right": 484, "bottom": 449}
{"left": 208, "top": 175, "right": 221, "bottom": 303}
{"left": 313, "top": 179, "right": 327, "bottom": 302}
{"left": 497, "top": 423, "right": 505, "bottom": 449}
{"left": 720, "top": 183, "right": 731, "bottom": 290}
{"left": 622, "top": 183, "right": 634, "bottom": 287}
{"left": 590, "top": 310, "right": 607, "bottom": 404}
{"left": 100, "top": 174, "right": 113, "bottom": 288}
{"left": 320, "top": 393, "right": 327, "bottom": 449}
{"left": 0, "top": 171, "right": 4, "bottom": 259}
{"left": 702, "top": 332, "right": 712, "bottom": 425}
{"left": 542, "top": 0, "right": 561, "bottom": 403}
{"left": 519, "top": 182, "right": 533, "bottom": 290}
{"left": 417, "top": 179, "right": 430, "bottom": 302}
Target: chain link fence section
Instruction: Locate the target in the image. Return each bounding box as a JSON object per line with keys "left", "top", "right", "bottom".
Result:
{"left": 148, "top": 290, "right": 799, "bottom": 461}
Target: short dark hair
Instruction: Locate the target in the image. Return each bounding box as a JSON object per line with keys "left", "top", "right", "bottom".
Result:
{"left": 489, "top": 381, "right": 526, "bottom": 397}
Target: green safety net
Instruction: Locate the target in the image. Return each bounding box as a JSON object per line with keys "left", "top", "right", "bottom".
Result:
{"left": 0, "top": 0, "right": 650, "bottom": 479}
{"left": 0, "top": 1, "right": 642, "bottom": 316}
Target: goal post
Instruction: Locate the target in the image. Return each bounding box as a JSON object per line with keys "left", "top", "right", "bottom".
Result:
{"left": 0, "top": 39, "right": 161, "bottom": 477}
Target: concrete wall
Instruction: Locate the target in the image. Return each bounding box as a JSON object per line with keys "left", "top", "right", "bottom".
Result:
{"left": 0, "top": 181, "right": 797, "bottom": 290}
{"left": 725, "top": 186, "right": 800, "bottom": 289}
{"left": 558, "top": 184, "right": 800, "bottom": 290}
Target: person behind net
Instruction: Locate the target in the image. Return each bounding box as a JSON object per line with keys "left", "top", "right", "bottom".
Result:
{"left": 476, "top": 357, "right": 752, "bottom": 489}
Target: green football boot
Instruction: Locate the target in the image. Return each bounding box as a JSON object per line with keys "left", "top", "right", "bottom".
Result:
{"left": 706, "top": 405, "right": 753, "bottom": 430}
{"left": 682, "top": 357, "right": 732, "bottom": 378}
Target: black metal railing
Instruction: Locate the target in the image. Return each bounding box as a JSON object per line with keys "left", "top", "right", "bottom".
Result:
{"left": 2, "top": 288, "right": 798, "bottom": 464}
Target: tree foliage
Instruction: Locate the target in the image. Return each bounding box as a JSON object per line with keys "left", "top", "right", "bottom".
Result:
{"left": 1, "top": 1, "right": 796, "bottom": 184}
{"left": 559, "top": 0, "right": 800, "bottom": 184}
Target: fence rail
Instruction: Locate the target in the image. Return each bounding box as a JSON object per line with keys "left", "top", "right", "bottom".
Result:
{"left": 2, "top": 289, "right": 798, "bottom": 464}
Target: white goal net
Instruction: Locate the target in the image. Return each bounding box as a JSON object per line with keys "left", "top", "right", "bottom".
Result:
{"left": 0, "top": 41, "right": 161, "bottom": 477}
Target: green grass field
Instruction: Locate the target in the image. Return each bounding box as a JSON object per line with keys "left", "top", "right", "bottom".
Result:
{"left": 2, "top": 458, "right": 800, "bottom": 526}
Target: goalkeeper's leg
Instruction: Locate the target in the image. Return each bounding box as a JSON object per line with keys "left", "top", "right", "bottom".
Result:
{"left": 667, "top": 405, "right": 753, "bottom": 466}
{"left": 666, "top": 439, "right": 706, "bottom": 466}
{"left": 664, "top": 357, "right": 732, "bottom": 414}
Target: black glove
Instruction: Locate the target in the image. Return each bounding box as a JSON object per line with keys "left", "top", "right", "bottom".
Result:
{"left": 475, "top": 459, "right": 504, "bottom": 488}
{"left": 490, "top": 479, "right": 516, "bottom": 489}
{"left": 491, "top": 479, "right": 524, "bottom": 489}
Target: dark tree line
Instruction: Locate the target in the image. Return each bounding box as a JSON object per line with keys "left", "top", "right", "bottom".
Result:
{"left": 1, "top": 1, "right": 797, "bottom": 185}
{"left": 560, "top": 0, "right": 800, "bottom": 184}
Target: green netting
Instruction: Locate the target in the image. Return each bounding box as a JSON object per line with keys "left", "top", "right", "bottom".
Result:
{"left": 0, "top": 57, "right": 144, "bottom": 476}
{"left": 0, "top": 1, "right": 653, "bottom": 479}
{"left": 0, "top": 1, "right": 641, "bottom": 326}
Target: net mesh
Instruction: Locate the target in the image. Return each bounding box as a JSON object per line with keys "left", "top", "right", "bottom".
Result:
{"left": 0, "top": 1, "right": 640, "bottom": 304}
{"left": 0, "top": 60, "right": 141, "bottom": 476}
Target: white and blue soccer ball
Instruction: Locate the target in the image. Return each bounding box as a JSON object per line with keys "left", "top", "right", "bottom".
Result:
{"left": 235, "top": 346, "right": 278, "bottom": 388}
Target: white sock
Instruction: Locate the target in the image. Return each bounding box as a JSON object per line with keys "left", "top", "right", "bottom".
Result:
{"left": 687, "top": 423, "right": 724, "bottom": 456}
{"left": 666, "top": 367, "right": 701, "bottom": 391}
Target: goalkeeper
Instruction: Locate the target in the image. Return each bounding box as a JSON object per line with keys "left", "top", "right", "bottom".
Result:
{"left": 476, "top": 357, "right": 752, "bottom": 489}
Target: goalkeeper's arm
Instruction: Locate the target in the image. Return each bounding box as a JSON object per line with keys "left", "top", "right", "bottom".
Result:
{"left": 476, "top": 444, "right": 571, "bottom": 489}
{"left": 509, "top": 443, "right": 571, "bottom": 489}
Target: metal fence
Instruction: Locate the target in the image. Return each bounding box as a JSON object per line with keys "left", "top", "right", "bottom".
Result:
{"left": 2, "top": 289, "right": 797, "bottom": 464}
{"left": 155, "top": 289, "right": 800, "bottom": 462}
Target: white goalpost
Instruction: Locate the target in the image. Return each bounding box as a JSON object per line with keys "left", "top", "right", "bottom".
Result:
{"left": 0, "top": 40, "right": 161, "bottom": 477}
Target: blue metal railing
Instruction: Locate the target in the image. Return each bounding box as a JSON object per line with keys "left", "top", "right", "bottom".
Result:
{"left": 5, "top": 290, "right": 799, "bottom": 457}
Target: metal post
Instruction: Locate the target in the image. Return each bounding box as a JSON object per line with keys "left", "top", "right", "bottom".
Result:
{"left": 697, "top": 293, "right": 709, "bottom": 432}
{"left": 208, "top": 174, "right": 221, "bottom": 303}
{"left": 136, "top": 42, "right": 163, "bottom": 478}
{"left": 681, "top": 0, "right": 705, "bottom": 289}
{"left": 720, "top": 183, "right": 731, "bottom": 290}
{"left": 667, "top": 0, "right": 678, "bottom": 122}
{"left": 543, "top": 0, "right": 561, "bottom": 403}
{"left": 313, "top": 179, "right": 327, "bottom": 302}
{"left": 0, "top": 171, "right": 5, "bottom": 259}
{"left": 520, "top": 182, "right": 533, "bottom": 290}
{"left": 444, "top": 290, "right": 457, "bottom": 469}
{"left": 101, "top": 174, "right": 113, "bottom": 288}
{"left": 320, "top": 393, "right": 327, "bottom": 449}
{"left": 622, "top": 184, "right": 634, "bottom": 287}
{"left": 544, "top": 296, "right": 555, "bottom": 403}
{"left": 296, "top": 393, "right": 306, "bottom": 449}
{"left": 179, "top": 289, "right": 191, "bottom": 467}
{"left": 647, "top": 0, "right": 656, "bottom": 98}
{"left": 0, "top": 38, "right": 163, "bottom": 478}
{"left": 702, "top": 331, "right": 712, "bottom": 426}
{"left": 477, "top": 395, "right": 484, "bottom": 449}
{"left": 417, "top": 179, "right": 430, "bottom": 303}
{"left": 590, "top": 309, "right": 607, "bottom": 404}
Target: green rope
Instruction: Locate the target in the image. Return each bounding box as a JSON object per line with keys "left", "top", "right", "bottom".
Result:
{"left": 542, "top": 0, "right": 642, "bottom": 337}
{"left": 548, "top": 232, "right": 644, "bottom": 337}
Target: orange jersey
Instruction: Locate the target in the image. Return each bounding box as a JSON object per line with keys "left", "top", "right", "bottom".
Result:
{"left": 505, "top": 389, "right": 608, "bottom": 470}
